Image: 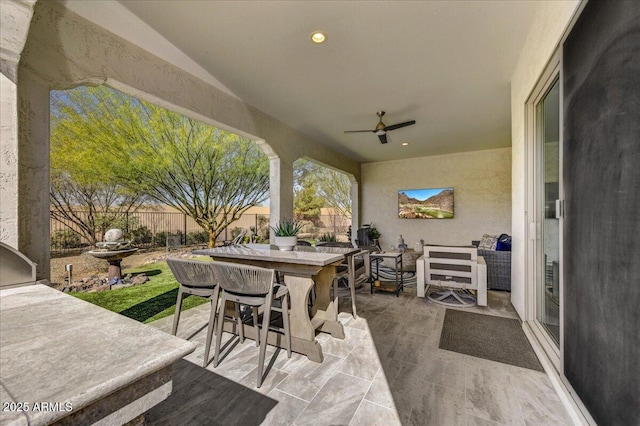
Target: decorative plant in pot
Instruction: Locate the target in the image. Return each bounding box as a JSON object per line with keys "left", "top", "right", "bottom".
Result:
{"left": 271, "top": 218, "right": 304, "bottom": 251}
{"left": 362, "top": 223, "right": 381, "bottom": 248}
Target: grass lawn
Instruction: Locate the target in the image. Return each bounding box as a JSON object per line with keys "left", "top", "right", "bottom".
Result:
{"left": 415, "top": 207, "right": 454, "bottom": 219}
{"left": 70, "top": 260, "right": 209, "bottom": 324}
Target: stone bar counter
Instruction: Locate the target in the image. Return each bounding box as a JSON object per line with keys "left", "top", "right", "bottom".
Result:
{"left": 0, "top": 284, "right": 196, "bottom": 426}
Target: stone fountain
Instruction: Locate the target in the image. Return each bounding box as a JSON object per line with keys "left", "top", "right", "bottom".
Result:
{"left": 88, "top": 229, "right": 138, "bottom": 285}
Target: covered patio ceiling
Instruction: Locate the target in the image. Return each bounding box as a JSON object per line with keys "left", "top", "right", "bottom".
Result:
{"left": 65, "top": 0, "right": 539, "bottom": 163}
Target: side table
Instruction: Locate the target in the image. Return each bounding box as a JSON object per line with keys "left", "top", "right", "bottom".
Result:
{"left": 381, "top": 248, "right": 422, "bottom": 272}
{"left": 370, "top": 251, "right": 404, "bottom": 296}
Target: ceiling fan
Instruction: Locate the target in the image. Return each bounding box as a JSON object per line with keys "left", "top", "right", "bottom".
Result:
{"left": 344, "top": 111, "right": 416, "bottom": 144}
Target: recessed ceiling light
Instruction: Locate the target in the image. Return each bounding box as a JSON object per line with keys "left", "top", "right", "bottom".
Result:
{"left": 310, "top": 31, "right": 327, "bottom": 44}
{"left": 402, "top": 142, "right": 409, "bottom": 146}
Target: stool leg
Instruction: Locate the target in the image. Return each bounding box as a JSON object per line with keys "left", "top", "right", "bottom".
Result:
{"left": 349, "top": 280, "right": 357, "bottom": 318}
{"left": 235, "top": 303, "right": 244, "bottom": 343}
{"left": 203, "top": 286, "right": 220, "bottom": 368}
{"left": 213, "top": 292, "right": 227, "bottom": 368}
{"left": 171, "top": 286, "right": 184, "bottom": 335}
{"left": 257, "top": 297, "right": 272, "bottom": 388}
{"left": 253, "top": 307, "right": 260, "bottom": 347}
{"left": 282, "top": 294, "right": 291, "bottom": 358}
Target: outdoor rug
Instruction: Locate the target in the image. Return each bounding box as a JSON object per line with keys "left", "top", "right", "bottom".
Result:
{"left": 439, "top": 309, "right": 544, "bottom": 371}
{"left": 375, "top": 264, "right": 417, "bottom": 287}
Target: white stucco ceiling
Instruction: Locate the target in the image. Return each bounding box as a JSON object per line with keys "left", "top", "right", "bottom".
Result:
{"left": 64, "top": 0, "right": 540, "bottom": 163}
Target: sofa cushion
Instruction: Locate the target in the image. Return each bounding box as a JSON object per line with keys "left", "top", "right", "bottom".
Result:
{"left": 478, "top": 249, "right": 511, "bottom": 291}
{"left": 478, "top": 234, "right": 498, "bottom": 250}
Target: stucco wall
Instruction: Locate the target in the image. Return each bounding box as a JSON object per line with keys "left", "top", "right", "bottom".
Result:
{"left": 510, "top": 0, "right": 581, "bottom": 319}
{"left": 0, "top": 0, "right": 36, "bottom": 248}
{"left": 21, "top": 2, "right": 359, "bottom": 177}
{"left": 361, "top": 147, "right": 511, "bottom": 249}
{"left": 0, "top": 73, "right": 19, "bottom": 246}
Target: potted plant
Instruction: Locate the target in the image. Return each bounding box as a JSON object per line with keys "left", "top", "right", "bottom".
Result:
{"left": 362, "top": 223, "right": 381, "bottom": 247}
{"left": 271, "top": 218, "right": 304, "bottom": 251}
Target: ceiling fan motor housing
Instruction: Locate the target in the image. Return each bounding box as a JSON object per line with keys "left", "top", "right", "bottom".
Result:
{"left": 344, "top": 110, "right": 414, "bottom": 144}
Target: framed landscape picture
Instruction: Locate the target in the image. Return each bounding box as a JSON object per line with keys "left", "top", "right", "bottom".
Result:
{"left": 398, "top": 188, "right": 454, "bottom": 219}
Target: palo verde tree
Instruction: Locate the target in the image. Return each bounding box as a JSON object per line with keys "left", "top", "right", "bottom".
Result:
{"left": 53, "top": 85, "right": 270, "bottom": 247}
{"left": 123, "top": 125, "right": 270, "bottom": 247}
{"left": 50, "top": 90, "right": 147, "bottom": 245}
{"left": 315, "top": 166, "right": 352, "bottom": 218}
{"left": 294, "top": 159, "right": 351, "bottom": 219}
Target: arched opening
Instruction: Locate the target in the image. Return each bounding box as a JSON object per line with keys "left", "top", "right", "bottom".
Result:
{"left": 292, "top": 157, "right": 355, "bottom": 243}
{"left": 49, "top": 84, "right": 271, "bottom": 290}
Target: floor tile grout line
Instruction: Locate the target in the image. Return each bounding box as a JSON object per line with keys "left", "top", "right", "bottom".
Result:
{"left": 361, "top": 397, "right": 398, "bottom": 412}
{"left": 333, "top": 369, "right": 376, "bottom": 384}
{"left": 347, "top": 367, "right": 378, "bottom": 426}
{"left": 268, "top": 387, "right": 312, "bottom": 404}
{"left": 283, "top": 359, "right": 346, "bottom": 404}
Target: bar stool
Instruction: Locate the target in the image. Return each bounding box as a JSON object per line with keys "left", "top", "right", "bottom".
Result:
{"left": 210, "top": 261, "right": 291, "bottom": 388}
{"left": 166, "top": 258, "right": 221, "bottom": 368}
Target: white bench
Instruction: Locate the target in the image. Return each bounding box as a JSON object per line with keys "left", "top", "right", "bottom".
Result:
{"left": 416, "top": 245, "right": 487, "bottom": 307}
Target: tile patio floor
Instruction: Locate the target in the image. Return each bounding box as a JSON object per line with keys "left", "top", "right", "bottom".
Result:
{"left": 144, "top": 286, "right": 572, "bottom": 425}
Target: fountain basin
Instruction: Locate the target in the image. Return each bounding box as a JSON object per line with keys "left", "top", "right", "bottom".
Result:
{"left": 88, "top": 248, "right": 138, "bottom": 261}
{"left": 87, "top": 248, "right": 138, "bottom": 285}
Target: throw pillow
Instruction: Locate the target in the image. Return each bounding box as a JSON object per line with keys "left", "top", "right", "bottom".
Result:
{"left": 496, "top": 234, "right": 512, "bottom": 251}
{"left": 478, "top": 234, "right": 498, "bottom": 250}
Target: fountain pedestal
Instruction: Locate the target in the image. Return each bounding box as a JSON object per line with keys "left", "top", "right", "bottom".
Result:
{"left": 108, "top": 259, "right": 124, "bottom": 284}
{"left": 88, "top": 248, "right": 138, "bottom": 285}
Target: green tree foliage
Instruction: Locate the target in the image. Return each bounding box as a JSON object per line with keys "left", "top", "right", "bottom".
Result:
{"left": 50, "top": 90, "right": 146, "bottom": 245}
{"left": 315, "top": 166, "right": 352, "bottom": 217}
{"left": 51, "top": 86, "right": 269, "bottom": 247}
{"left": 294, "top": 174, "right": 324, "bottom": 224}
{"left": 293, "top": 159, "right": 352, "bottom": 221}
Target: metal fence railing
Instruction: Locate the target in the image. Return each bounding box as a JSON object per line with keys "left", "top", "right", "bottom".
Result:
{"left": 50, "top": 210, "right": 351, "bottom": 257}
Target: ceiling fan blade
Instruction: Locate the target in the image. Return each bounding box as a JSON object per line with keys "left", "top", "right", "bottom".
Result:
{"left": 344, "top": 129, "right": 375, "bottom": 133}
{"left": 384, "top": 120, "right": 416, "bottom": 131}
{"left": 378, "top": 133, "right": 388, "bottom": 144}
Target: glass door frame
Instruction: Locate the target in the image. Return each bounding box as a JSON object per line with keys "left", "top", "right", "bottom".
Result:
{"left": 525, "top": 53, "right": 563, "bottom": 371}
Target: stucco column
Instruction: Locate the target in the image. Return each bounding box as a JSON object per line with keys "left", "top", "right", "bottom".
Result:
{"left": 350, "top": 177, "right": 360, "bottom": 244}
{"left": 269, "top": 157, "right": 294, "bottom": 242}
{"left": 0, "top": 74, "right": 19, "bottom": 246}
{"left": 0, "top": 0, "right": 37, "bottom": 248}
{"left": 17, "top": 70, "right": 50, "bottom": 279}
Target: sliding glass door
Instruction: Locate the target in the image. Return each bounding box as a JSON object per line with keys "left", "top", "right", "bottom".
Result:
{"left": 535, "top": 76, "right": 561, "bottom": 345}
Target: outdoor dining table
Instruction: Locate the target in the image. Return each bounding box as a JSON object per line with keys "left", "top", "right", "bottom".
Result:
{"left": 192, "top": 245, "right": 358, "bottom": 363}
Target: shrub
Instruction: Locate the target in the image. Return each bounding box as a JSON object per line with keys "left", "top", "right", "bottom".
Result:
{"left": 51, "top": 230, "right": 81, "bottom": 249}
{"left": 152, "top": 231, "right": 183, "bottom": 247}
{"left": 186, "top": 231, "right": 208, "bottom": 245}
{"left": 318, "top": 232, "right": 337, "bottom": 242}
{"left": 152, "top": 231, "right": 167, "bottom": 247}
{"left": 230, "top": 227, "right": 245, "bottom": 239}
{"left": 129, "top": 226, "right": 152, "bottom": 244}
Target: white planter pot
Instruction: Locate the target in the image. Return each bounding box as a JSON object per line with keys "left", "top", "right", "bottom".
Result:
{"left": 275, "top": 236, "right": 297, "bottom": 251}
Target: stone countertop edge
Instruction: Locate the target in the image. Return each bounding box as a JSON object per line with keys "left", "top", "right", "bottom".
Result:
{"left": 192, "top": 247, "right": 344, "bottom": 266}
{"left": 0, "top": 383, "right": 29, "bottom": 426}
{"left": 28, "top": 343, "right": 196, "bottom": 426}
{"left": 0, "top": 285, "right": 196, "bottom": 426}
